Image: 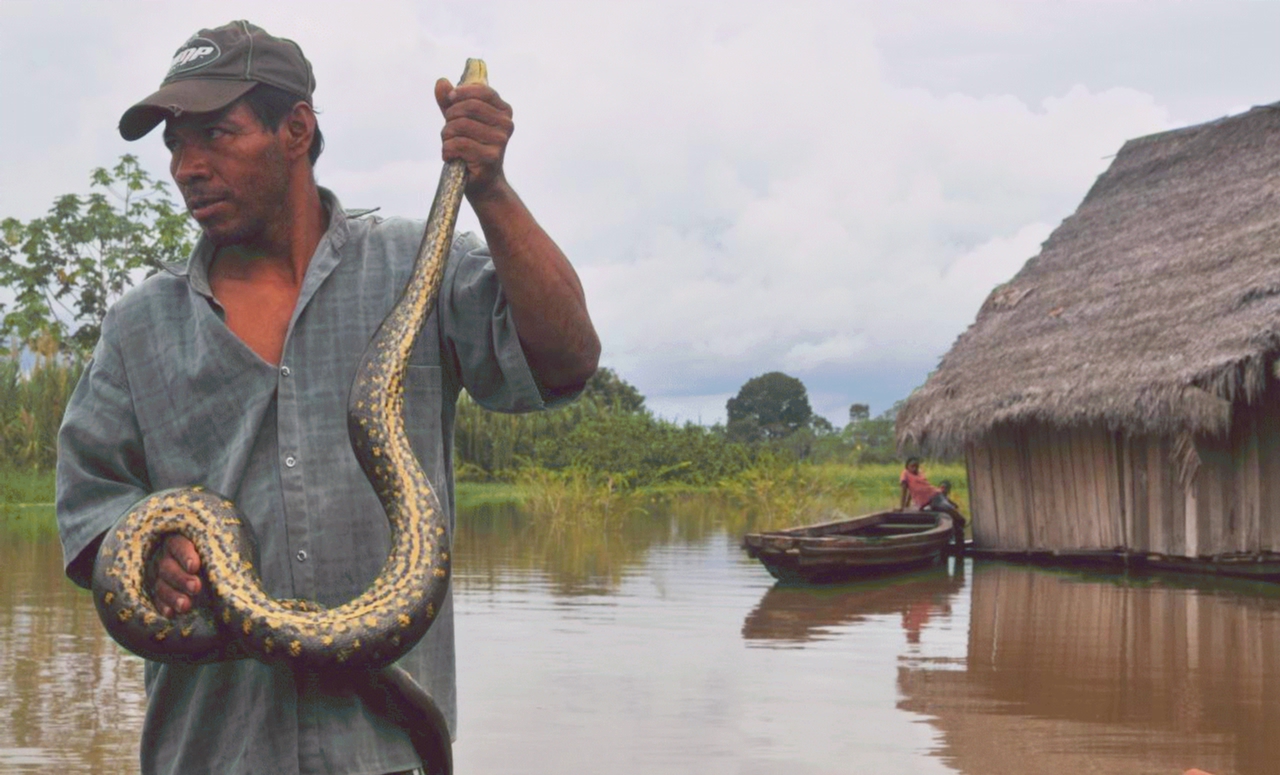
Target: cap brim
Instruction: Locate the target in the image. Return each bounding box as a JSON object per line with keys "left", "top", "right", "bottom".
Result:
{"left": 118, "top": 79, "right": 257, "bottom": 141}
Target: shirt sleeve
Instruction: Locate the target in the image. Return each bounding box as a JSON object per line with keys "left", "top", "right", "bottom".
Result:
{"left": 438, "top": 232, "right": 581, "bottom": 412}
{"left": 55, "top": 321, "right": 151, "bottom": 590}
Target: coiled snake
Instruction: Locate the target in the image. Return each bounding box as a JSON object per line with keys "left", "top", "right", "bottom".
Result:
{"left": 90, "top": 59, "right": 491, "bottom": 775}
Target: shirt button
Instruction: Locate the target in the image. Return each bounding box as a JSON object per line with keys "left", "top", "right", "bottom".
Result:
{"left": 296, "top": 550, "right": 308, "bottom": 562}
{"left": 285, "top": 456, "right": 297, "bottom": 468}
{"left": 280, "top": 365, "right": 291, "bottom": 377}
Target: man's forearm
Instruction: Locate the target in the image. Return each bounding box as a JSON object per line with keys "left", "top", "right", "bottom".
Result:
{"left": 470, "top": 179, "right": 601, "bottom": 391}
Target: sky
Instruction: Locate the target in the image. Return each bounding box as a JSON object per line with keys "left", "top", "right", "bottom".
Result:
{"left": 3, "top": 0, "right": 1280, "bottom": 426}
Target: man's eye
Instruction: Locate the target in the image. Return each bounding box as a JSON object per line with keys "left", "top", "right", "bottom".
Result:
{"left": 205, "top": 127, "right": 227, "bottom": 140}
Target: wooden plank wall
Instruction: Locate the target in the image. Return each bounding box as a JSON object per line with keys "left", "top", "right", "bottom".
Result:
{"left": 968, "top": 425, "right": 1124, "bottom": 552}
{"left": 966, "top": 393, "right": 1280, "bottom": 558}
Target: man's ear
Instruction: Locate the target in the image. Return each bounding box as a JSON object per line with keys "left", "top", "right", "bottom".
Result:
{"left": 282, "top": 102, "right": 317, "bottom": 162}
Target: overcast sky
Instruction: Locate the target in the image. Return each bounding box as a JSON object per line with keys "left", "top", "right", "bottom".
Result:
{"left": 3, "top": 1, "right": 1279, "bottom": 425}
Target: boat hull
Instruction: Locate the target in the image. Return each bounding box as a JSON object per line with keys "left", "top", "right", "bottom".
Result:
{"left": 742, "top": 511, "right": 955, "bottom": 583}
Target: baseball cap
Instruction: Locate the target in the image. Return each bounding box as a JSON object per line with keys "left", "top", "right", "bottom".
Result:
{"left": 119, "top": 20, "right": 315, "bottom": 141}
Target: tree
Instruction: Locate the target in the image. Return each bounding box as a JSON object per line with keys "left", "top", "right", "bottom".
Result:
{"left": 843, "top": 400, "right": 904, "bottom": 463}
{"left": 581, "top": 366, "right": 646, "bottom": 412}
{"left": 0, "top": 155, "right": 196, "bottom": 358}
{"left": 725, "top": 371, "right": 813, "bottom": 441}
{"left": 848, "top": 403, "right": 870, "bottom": 424}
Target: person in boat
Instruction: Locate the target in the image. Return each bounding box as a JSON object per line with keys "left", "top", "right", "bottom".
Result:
{"left": 899, "top": 458, "right": 967, "bottom": 548}
{"left": 55, "top": 19, "right": 599, "bottom": 775}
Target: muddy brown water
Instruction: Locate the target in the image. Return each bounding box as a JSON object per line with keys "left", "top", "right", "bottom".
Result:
{"left": 3, "top": 501, "right": 1278, "bottom": 774}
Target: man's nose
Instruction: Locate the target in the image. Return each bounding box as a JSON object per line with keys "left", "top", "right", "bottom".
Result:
{"left": 171, "top": 144, "right": 211, "bottom": 186}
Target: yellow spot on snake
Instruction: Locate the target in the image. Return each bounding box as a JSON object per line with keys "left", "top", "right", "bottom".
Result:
{"left": 117, "top": 608, "right": 132, "bottom": 623}
{"left": 242, "top": 618, "right": 253, "bottom": 636}
{"left": 289, "top": 640, "right": 302, "bottom": 657}
{"left": 398, "top": 614, "right": 411, "bottom": 628}
{"left": 103, "top": 592, "right": 114, "bottom": 605}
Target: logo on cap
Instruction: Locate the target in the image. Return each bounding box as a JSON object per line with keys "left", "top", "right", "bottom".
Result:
{"left": 168, "top": 37, "right": 221, "bottom": 77}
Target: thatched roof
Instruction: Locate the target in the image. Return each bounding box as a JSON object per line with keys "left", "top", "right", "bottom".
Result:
{"left": 898, "top": 103, "right": 1280, "bottom": 455}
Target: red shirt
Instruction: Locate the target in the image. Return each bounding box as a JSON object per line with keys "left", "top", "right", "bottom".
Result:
{"left": 900, "top": 468, "right": 940, "bottom": 509}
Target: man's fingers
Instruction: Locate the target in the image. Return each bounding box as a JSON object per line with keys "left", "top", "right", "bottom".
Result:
{"left": 157, "top": 551, "right": 202, "bottom": 596}
{"left": 165, "top": 533, "right": 201, "bottom": 575}
{"left": 436, "top": 79, "right": 511, "bottom": 121}
{"left": 446, "top": 83, "right": 510, "bottom": 112}
{"left": 441, "top": 116, "right": 510, "bottom": 148}
{"left": 442, "top": 97, "right": 512, "bottom": 130}
{"left": 441, "top": 137, "right": 505, "bottom": 177}
{"left": 434, "top": 78, "right": 454, "bottom": 114}
{"left": 154, "top": 534, "right": 202, "bottom": 617}
{"left": 154, "top": 578, "right": 192, "bottom": 617}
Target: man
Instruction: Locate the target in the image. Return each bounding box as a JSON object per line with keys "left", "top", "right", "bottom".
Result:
{"left": 898, "top": 458, "right": 966, "bottom": 548}
{"left": 55, "top": 20, "right": 598, "bottom": 775}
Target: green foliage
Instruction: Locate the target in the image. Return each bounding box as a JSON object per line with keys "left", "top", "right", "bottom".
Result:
{"left": 581, "top": 366, "right": 645, "bottom": 412}
{"left": 455, "top": 366, "right": 759, "bottom": 488}
{"left": 0, "top": 154, "right": 195, "bottom": 357}
{"left": 725, "top": 371, "right": 814, "bottom": 442}
{"left": 0, "top": 344, "right": 83, "bottom": 471}
{"left": 842, "top": 400, "right": 906, "bottom": 464}
{"left": 0, "top": 466, "right": 57, "bottom": 507}
{"left": 534, "top": 410, "right": 758, "bottom": 488}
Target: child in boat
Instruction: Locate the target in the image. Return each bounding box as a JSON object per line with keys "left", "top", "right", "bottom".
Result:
{"left": 899, "top": 458, "right": 967, "bottom": 549}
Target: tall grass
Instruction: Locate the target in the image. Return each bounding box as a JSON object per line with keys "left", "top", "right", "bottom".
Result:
{"left": 0, "top": 341, "right": 82, "bottom": 474}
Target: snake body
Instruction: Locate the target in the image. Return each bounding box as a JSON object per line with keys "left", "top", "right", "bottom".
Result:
{"left": 90, "top": 58, "right": 489, "bottom": 768}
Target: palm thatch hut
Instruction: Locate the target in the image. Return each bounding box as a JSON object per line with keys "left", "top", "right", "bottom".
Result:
{"left": 897, "top": 103, "right": 1280, "bottom": 573}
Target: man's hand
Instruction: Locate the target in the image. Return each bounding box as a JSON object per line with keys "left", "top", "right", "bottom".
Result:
{"left": 435, "top": 78, "right": 514, "bottom": 199}
{"left": 153, "top": 534, "right": 202, "bottom": 617}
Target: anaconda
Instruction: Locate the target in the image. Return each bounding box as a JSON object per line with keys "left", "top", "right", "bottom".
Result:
{"left": 89, "top": 57, "right": 490, "bottom": 771}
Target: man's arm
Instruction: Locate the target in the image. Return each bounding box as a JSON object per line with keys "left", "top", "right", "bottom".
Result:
{"left": 56, "top": 335, "right": 151, "bottom": 589}
{"left": 435, "top": 78, "right": 600, "bottom": 393}
{"left": 900, "top": 480, "right": 910, "bottom": 510}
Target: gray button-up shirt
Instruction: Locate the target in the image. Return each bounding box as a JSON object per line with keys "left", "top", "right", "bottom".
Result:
{"left": 56, "top": 190, "right": 548, "bottom": 775}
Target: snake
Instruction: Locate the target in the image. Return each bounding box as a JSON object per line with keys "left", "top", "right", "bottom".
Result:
{"left": 89, "top": 58, "right": 491, "bottom": 773}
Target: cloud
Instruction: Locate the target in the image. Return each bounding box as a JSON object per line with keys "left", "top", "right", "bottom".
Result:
{"left": 0, "top": 0, "right": 1218, "bottom": 423}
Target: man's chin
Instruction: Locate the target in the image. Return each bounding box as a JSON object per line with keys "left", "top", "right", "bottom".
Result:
{"left": 198, "top": 219, "right": 256, "bottom": 247}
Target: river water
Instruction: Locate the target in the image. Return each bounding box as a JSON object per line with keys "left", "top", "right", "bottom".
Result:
{"left": 3, "top": 499, "right": 1278, "bottom": 774}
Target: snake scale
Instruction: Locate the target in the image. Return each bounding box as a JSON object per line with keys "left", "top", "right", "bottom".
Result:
{"left": 90, "top": 58, "right": 491, "bottom": 773}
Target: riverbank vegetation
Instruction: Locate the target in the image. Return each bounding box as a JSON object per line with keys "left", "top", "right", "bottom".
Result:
{"left": 0, "top": 352, "right": 962, "bottom": 529}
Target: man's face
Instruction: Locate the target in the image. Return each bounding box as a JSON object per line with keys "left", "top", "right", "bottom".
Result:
{"left": 163, "top": 102, "right": 289, "bottom": 246}
{"left": 907, "top": 461, "right": 920, "bottom": 474}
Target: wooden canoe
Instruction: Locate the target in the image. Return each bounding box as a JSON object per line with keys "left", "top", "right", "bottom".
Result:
{"left": 742, "top": 510, "right": 954, "bottom": 583}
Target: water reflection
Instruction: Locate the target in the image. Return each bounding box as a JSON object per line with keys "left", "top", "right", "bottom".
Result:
{"left": 0, "top": 509, "right": 146, "bottom": 772}
{"left": 9, "top": 497, "right": 1280, "bottom": 774}
{"left": 741, "top": 566, "right": 964, "bottom": 646}
{"left": 900, "top": 563, "right": 1280, "bottom": 775}
{"left": 455, "top": 494, "right": 752, "bottom": 595}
